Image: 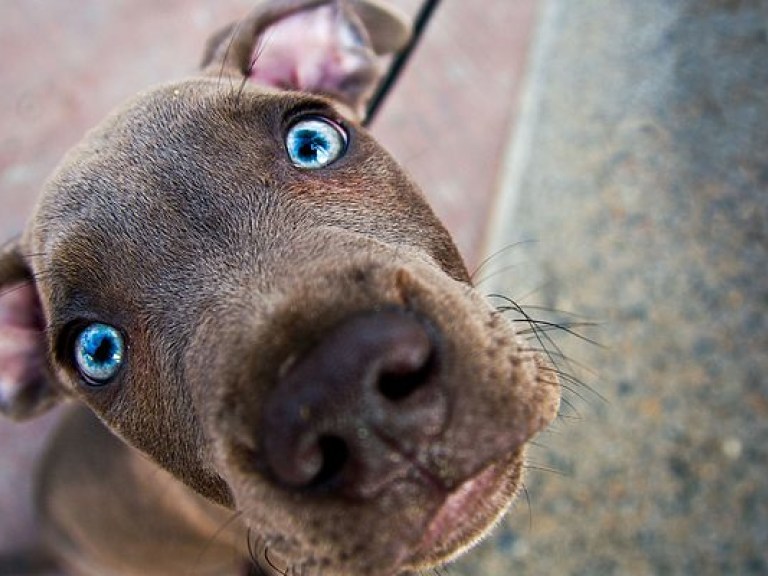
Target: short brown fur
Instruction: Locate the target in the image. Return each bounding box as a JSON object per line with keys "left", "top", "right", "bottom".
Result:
{"left": 0, "top": 2, "right": 560, "bottom": 575}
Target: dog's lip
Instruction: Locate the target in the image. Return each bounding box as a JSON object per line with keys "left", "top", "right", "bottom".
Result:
{"left": 411, "top": 460, "right": 511, "bottom": 564}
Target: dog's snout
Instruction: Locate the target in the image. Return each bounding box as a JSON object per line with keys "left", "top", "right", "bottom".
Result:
{"left": 261, "top": 310, "right": 448, "bottom": 497}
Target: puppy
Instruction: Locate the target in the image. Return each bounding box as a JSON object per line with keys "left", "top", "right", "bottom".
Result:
{"left": 0, "top": 1, "right": 560, "bottom": 574}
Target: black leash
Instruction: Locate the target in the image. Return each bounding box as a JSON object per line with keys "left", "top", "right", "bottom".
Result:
{"left": 363, "top": 0, "right": 443, "bottom": 127}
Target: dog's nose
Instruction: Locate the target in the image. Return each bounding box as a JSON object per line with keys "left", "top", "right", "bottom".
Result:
{"left": 261, "top": 310, "right": 447, "bottom": 497}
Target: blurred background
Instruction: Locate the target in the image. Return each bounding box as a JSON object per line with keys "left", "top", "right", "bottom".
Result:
{"left": 0, "top": 1, "right": 766, "bottom": 574}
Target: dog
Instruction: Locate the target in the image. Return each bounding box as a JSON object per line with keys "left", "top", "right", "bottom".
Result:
{"left": 0, "top": 1, "right": 560, "bottom": 574}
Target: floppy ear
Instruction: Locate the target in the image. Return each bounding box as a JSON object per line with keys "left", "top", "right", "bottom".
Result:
{"left": 200, "top": 0, "right": 411, "bottom": 118}
{"left": 0, "top": 239, "right": 63, "bottom": 421}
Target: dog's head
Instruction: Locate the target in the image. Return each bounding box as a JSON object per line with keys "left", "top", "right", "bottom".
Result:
{"left": 0, "top": 1, "right": 560, "bottom": 574}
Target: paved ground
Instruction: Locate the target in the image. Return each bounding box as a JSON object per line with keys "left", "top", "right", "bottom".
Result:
{"left": 474, "top": 1, "right": 768, "bottom": 574}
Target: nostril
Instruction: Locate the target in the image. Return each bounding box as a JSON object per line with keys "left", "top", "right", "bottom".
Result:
{"left": 311, "top": 435, "right": 350, "bottom": 488}
{"left": 378, "top": 352, "right": 435, "bottom": 402}
{"left": 261, "top": 310, "right": 446, "bottom": 495}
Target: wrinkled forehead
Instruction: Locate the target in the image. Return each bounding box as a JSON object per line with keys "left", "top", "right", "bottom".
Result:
{"left": 46, "top": 79, "right": 345, "bottom": 188}
{"left": 28, "top": 82, "right": 337, "bottom": 301}
{"left": 24, "top": 77, "right": 463, "bottom": 317}
{"left": 33, "top": 79, "right": 348, "bottom": 242}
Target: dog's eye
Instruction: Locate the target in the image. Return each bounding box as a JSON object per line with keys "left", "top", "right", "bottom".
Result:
{"left": 285, "top": 117, "right": 347, "bottom": 169}
{"left": 74, "top": 323, "right": 125, "bottom": 385}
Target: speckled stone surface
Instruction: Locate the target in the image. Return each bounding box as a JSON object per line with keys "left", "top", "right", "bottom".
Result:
{"left": 464, "top": 1, "right": 768, "bottom": 574}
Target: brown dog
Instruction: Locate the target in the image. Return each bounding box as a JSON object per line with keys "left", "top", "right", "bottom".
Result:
{"left": 0, "top": 1, "right": 560, "bottom": 574}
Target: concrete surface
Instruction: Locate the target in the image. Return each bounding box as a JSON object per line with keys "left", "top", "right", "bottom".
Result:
{"left": 469, "top": 0, "right": 768, "bottom": 574}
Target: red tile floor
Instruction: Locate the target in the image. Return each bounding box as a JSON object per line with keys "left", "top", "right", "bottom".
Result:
{"left": 0, "top": 0, "right": 537, "bottom": 560}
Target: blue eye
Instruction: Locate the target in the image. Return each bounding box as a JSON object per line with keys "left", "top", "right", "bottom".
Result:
{"left": 285, "top": 117, "right": 347, "bottom": 169}
{"left": 74, "top": 323, "right": 125, "bottom": 385}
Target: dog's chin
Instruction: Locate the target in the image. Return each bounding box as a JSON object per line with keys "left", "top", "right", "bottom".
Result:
{"left": 241, "top": 449, "right": 524, "bottom": 576}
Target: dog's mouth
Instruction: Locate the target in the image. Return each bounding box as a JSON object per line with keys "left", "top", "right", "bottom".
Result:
{"left": 240, "top": 454, "right": 523, "bottom": 576}
{"left": 405, "top": 454, "right": 521, "bottom": 570}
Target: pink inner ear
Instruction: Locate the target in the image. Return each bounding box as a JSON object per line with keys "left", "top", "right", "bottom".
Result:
{"left": 0, "top": 283, "right": 43, "bottom": 329}
{"left": 249, "top": 4, "right": 376, "bottom": 99}
{"left": 0, "top": 283, "right": 47, "bottom": 411}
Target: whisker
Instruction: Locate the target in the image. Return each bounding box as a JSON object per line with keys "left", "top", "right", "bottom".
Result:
{"left": 512, "top": 318, "right": 600, "bottom": 332}
{"left": 540, "top": 365, "right": 607, "bottom": 403}
{"left": 528, "top": 439, "right": 546, "bottom": 449}
{"left": 556, "top": 394, "right": 582, "bottom": 421}
{"left": 515, "top": 318, "right": 604, "bottom": 348}
{"left": 493, "top": 279, "right": 557, "bottom": 308}
{"left": 196, "top": 509, "right": 244, "bottom": 566}
{"left": 237, "top": 29, "right": 273, "bottom": 105}
{"left": 18, "top": 251, "right": 47, "bottom": 259}
{"left": 472, "top": 261, "right": 528, "bottom": 288}
{"left": 246, "top": 526, "right": 257, "bottom": 567}
{"left": 0, "top": 282, "right": 34, "bottom": 299}
{"left": 522, "top": 463, "right": 568, "bottom": 478}
{"left": 236, "top": 72, "right": 250, "bottom": 104}
{"left": 264, "top": 545, "right": 286, "bottom": 576}
{"left": 469, "top": 240, "right": 537, "bottom": 283}
{"left": 514, "top": 303, "right": 595, "bottom": 319}
{"left": 246, "top": 527, "right": 271, "bottom": 575}
{"left": 520, "top": 482, "right": 533, "bottom": 532}
{"left": 218, "top": 18, "right": 244, "bottom": 90}
{"left": 519, "top": 345, "right": 598, "bottom": 377}
{"left": 556, "top": 382, "right": 592, "bottom": 407}
{"left": 0, "top": 271, "right": 57, "bottom": 312}
{"left": 492, "top": 297, "right": 605, "bottom": 410}
{"left": 557, "top": 408, "right": 584, "bottom": 422}
{"left": 487, "top": 293, "right": 565, "bottom": 374}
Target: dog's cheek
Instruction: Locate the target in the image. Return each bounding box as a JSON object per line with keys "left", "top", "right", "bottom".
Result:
{"left": 68, "top": 321, "right": 232, "bottom": 505}
{"left": 287, "top": 134, "right": 471, "bottom": 284}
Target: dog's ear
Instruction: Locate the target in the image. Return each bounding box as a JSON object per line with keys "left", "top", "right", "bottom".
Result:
{"left": 200, "top": 0, "right": 411, "bottom": 118}
{"left": 0, "top": 239, "right": 63, "bottom": 421}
